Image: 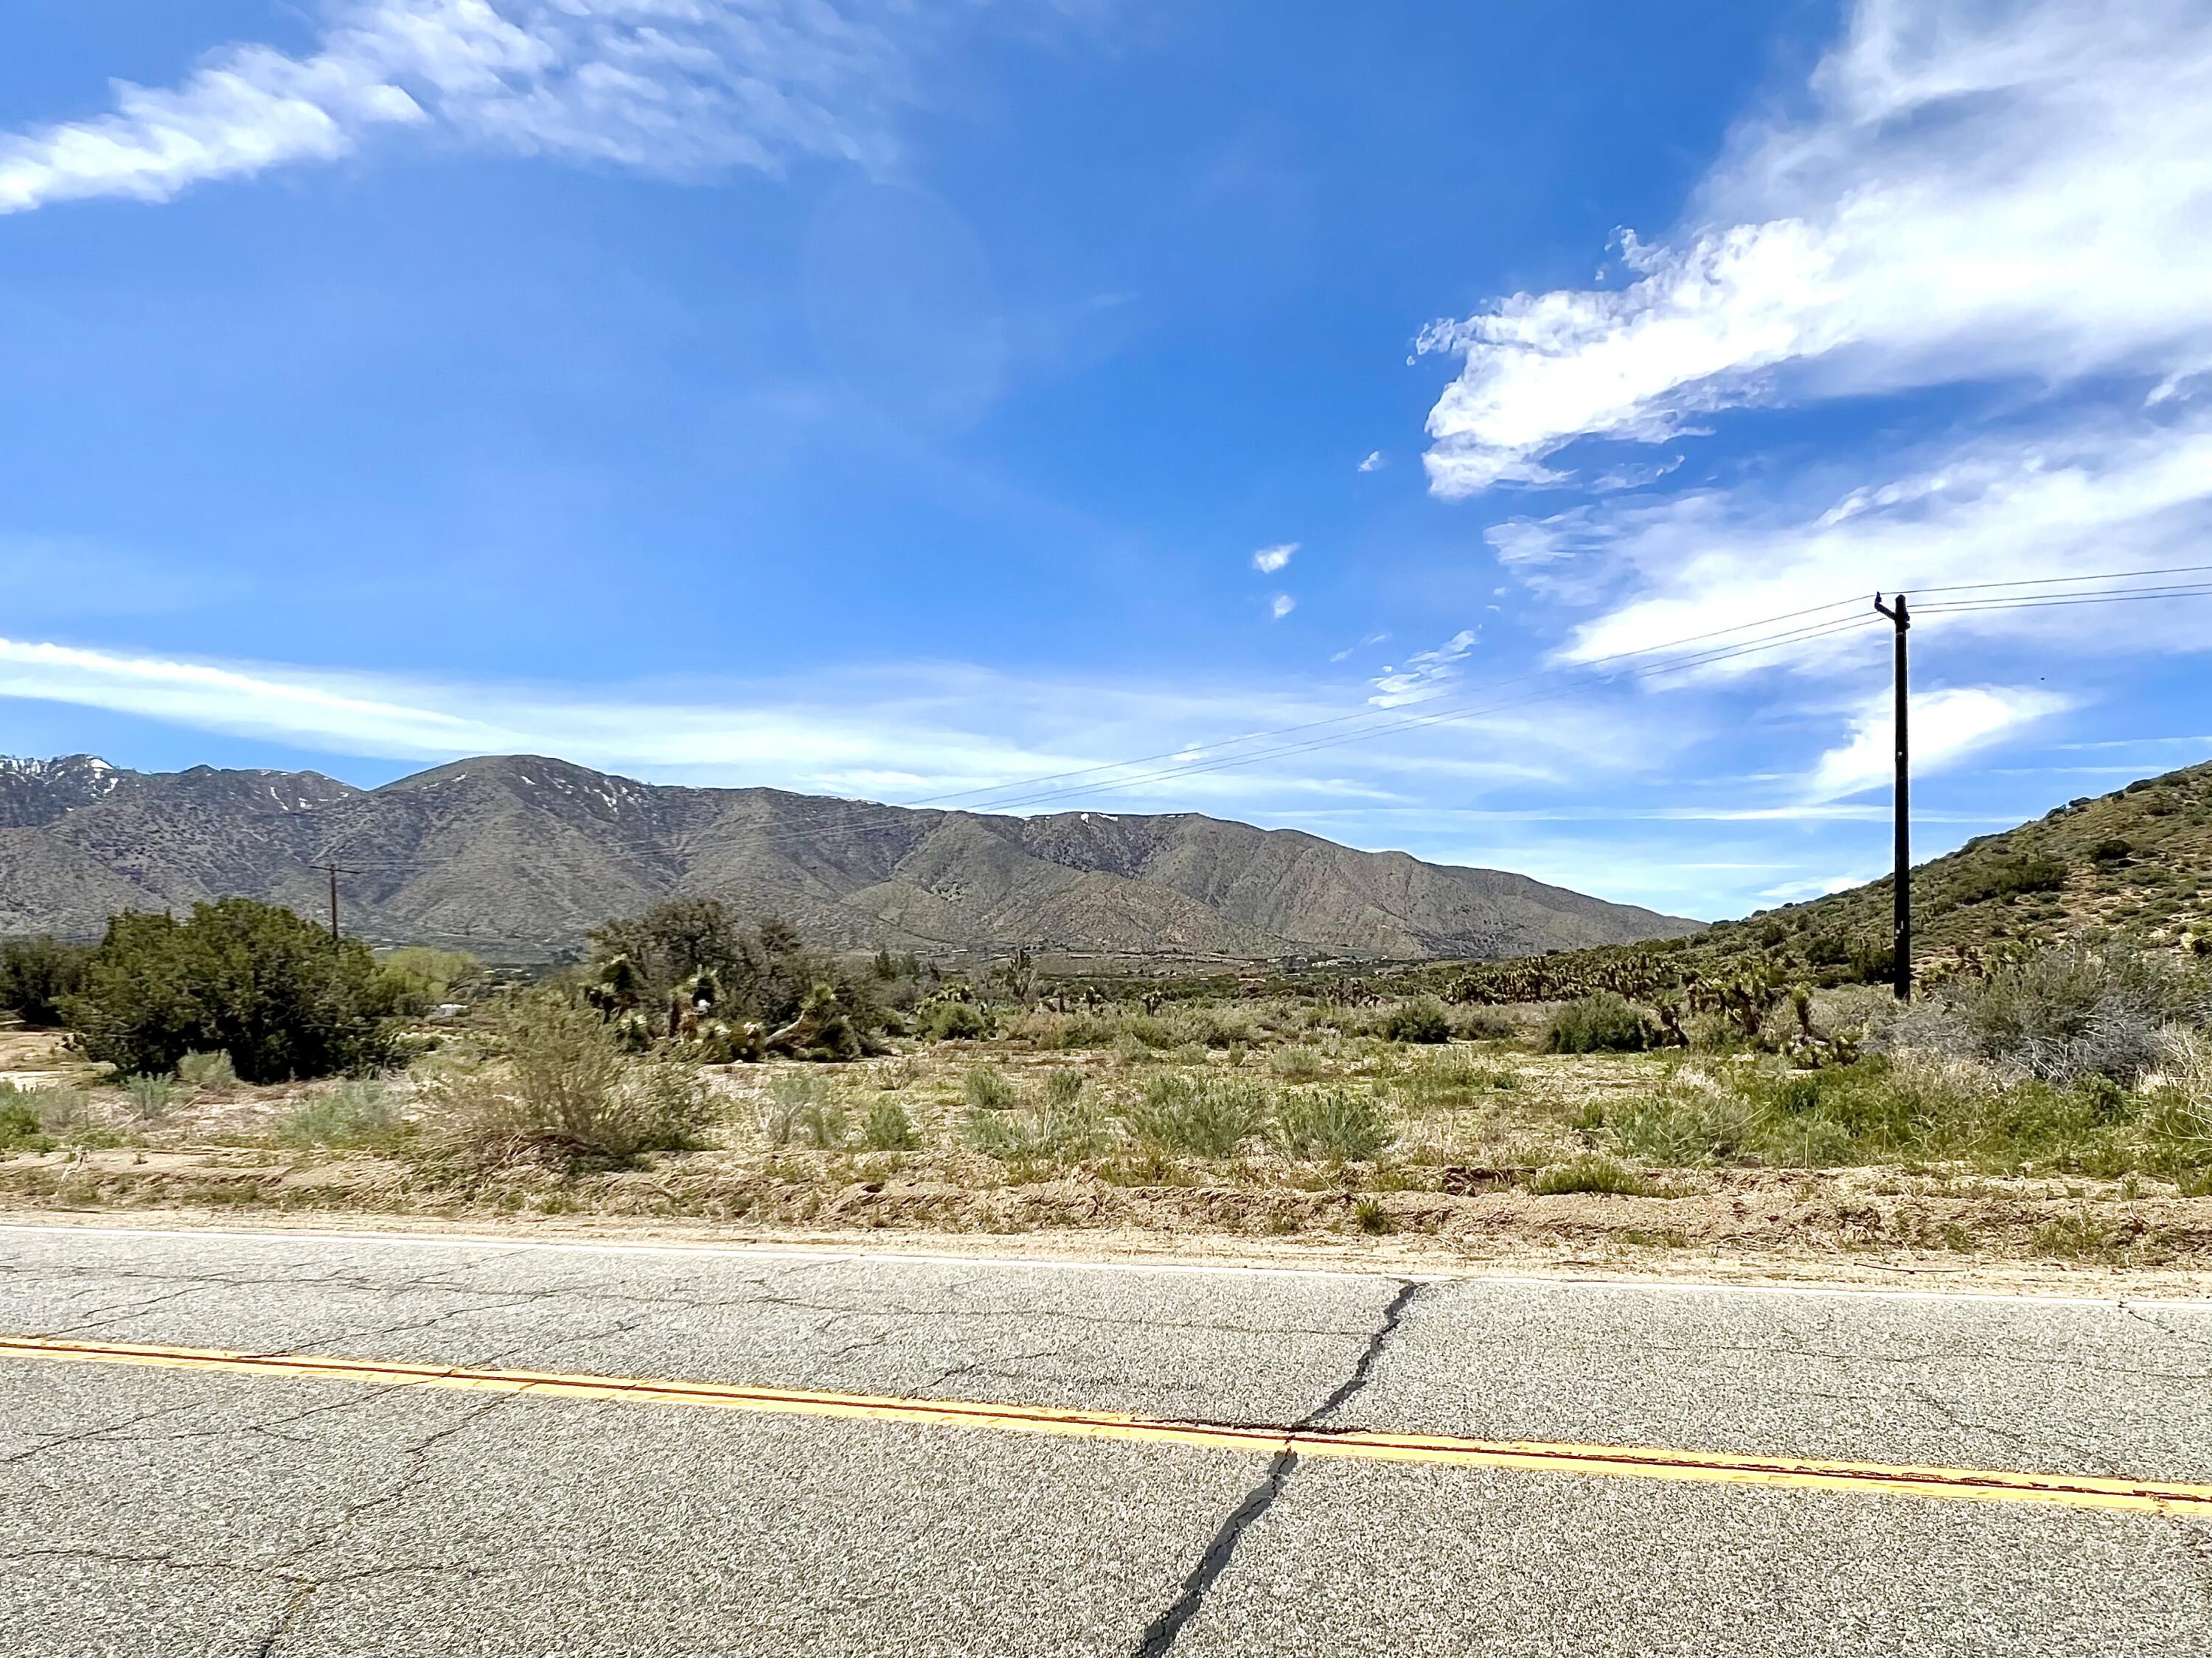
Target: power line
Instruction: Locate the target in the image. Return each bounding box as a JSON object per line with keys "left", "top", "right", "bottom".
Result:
{"left": 307, "top": 601, "right": 1887, "bottom": 871}
{"left": 1914, "top": 561, "right": 2212, "bottom": 596}
{"left": 304, "top": 577, "right": 2212, "bottom": 879}
{"left": 1916, "top": 582, "right": 2212, "bottom": 614}
{"left": 902, "top": 593, "right": 1871, "bottom": 811}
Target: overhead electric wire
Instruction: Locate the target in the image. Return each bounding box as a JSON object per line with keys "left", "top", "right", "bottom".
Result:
{"left": 305, "top": 576, "right": 2212, "bottom": 877}
{"left": 302, "top": 596, "right": 1878, "bottom": 872}
{"left": 897, "top": 592, "right": 1872, "bottom": 812}
{"left": 1913, "top": 561, "right": 2212, "bottom": 596}
{"left": 953, "top": 613, "right": 1888, "bottom": 818}
{"left": 1916, "top": 582, "right": 2212, "bottom": 614}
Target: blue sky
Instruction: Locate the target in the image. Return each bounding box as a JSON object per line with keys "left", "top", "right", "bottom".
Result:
{"left": 4, "top": 0, "right": 2211, "bottom": 922}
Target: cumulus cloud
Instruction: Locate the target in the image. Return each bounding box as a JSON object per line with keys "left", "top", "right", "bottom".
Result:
{"left": 1419, "top": 0, "right": 2212, "bottom": 495}
{"left": 1806, "top": 685, "right": 2073, "bottom": 800}
{"left": 1357, "top": 450, "right": 1384, "bottom": 473}
{"left": 0, "top": 0, "right": 921, "bottom": 215}
{"left": 1251, "top": 542, "right": 1298, "bottom": 574}
{"left": 1268, "top": 593, "right": 1297, "bottom": 620}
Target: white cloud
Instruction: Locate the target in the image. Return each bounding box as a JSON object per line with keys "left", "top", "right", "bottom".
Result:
{"left": 1251, "top": 542, "right": 1298, "bottom": 574}
{"left": 0, "top": 0, "right": 919, "bottom": 215}
{"left": 1419, "top": 0, "right": 2212, "bottom": 495}
{"left": 1357, "top": 450, "right": 1384, "bottom": 473}
{"left": 1759, "top": 873, "right": 1869, "bottom": 902}
{"left": 1530, "top": 416, "right": 2212, "bottom": 671}
{"left": 1806, "top": 685, "right": 2072, "bottom": 801}
{"left": 1268, "top": 593, "right": 1297, "bottom": 620}
{"left": 1328, "top": 629, "right": 1389, "bottom": 663}
{"left": 5, "top": 631, "right": 1674, "bottom": 811}
{"left": 1370, "top": 629, "right": 1478, "bottom": 707}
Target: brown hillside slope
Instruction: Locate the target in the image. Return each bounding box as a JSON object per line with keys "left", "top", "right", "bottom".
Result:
{"left": 0, "top": 753, "right": 1699, "bottom": 960}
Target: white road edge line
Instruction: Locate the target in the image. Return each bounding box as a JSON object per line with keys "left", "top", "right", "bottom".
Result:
{"left": 1, "top": 1222, "right": 2206, "bottom": 1311}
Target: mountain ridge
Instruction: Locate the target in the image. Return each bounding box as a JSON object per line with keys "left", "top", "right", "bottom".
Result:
{"left": 0, "top": 752, "right": 1702, "bottom": 961}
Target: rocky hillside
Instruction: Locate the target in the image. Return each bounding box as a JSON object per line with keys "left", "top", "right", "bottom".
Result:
{"left": 1713, "top": 758, "right": 2212, "bottom": 963}
{"left": 0, "top": 753, "right": 1699, "bottom": 961}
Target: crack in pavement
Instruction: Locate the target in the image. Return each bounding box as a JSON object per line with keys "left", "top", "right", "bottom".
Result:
{"left": 246, "top": 1390, "right": 516, "bottom": 1654}
{"left": 2119, "top": 1300, "right": 2212, "bottom": 1354}
{"left": 1129, "top": 1278, "right": 1426, "bottom": 1658}
{"left": 1898, "top": 1383, "right": 2108, "bottom": 1471}
{"left": 3, "top": 1256, "right": 1382, "bottom": 1347}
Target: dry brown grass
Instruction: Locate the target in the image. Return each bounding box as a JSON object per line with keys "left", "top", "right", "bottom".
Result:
{"left": 0, "top": 1026, "right": 2202, "bottom": 1271}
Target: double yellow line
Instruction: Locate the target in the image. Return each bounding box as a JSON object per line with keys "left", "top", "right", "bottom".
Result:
{"left": 7, "top": 1334, "right": 2208, "bottom": 1516}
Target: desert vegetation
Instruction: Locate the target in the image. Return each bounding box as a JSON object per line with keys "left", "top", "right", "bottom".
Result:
{"left": 2, "top": 892, "right": 2211, "bottom": 1267}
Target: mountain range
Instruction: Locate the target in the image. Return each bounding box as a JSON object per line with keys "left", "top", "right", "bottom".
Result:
{"left": 0, "top": 753, "right": 1697, "bottom": 962}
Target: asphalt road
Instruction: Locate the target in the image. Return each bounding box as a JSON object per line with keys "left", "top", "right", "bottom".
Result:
{"left": 1, "top": 1225, "right": 2208, "bottom": 1656}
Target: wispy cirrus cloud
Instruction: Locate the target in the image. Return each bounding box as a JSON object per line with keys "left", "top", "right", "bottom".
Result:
{"left": 1413, "top": 0, "right": 2212, "bottom": 831}
{"left": 0, "top": 0, "right": 943, "bottom": 216}
{"left": 1417, "top": 0, "right": 2212, "bottom": 495}
{"left": 0, "top": 631, "right": 1669, "bottom": 808}
{"left": 1370, "top": 629, "right": 1478, "bottom": 707}
{"left": 1506, "top": 416, "right": 2212, "bottom": 669}
{"left": 1806, "top": 685, "right": 2073, "bottom": 801}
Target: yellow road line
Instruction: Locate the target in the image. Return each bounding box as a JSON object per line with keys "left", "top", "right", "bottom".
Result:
{"left": 6, "top": 1333, "right": 2208, "bottom": 1516}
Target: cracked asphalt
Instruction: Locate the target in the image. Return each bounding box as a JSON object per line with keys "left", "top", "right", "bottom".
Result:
{"left": 1, "top": 1226, "right": 2208, "bottom": 1656}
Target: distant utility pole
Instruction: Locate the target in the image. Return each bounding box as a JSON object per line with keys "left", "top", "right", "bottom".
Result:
{"left": 1874, "top": 592, "right": 1911, "bottom": 1001}
{"left": 321, "top": 863, "right": 361, "bottom": 941}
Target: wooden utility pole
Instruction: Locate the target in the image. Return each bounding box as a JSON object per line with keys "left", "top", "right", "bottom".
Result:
{"left": 1874, "top": 592, "right": 1911, "bottom": 1000}
{"left": 320, "top": 863, "right": 360, "bottom": 941}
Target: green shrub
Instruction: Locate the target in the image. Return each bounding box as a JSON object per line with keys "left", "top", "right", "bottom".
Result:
{"left": 1759, "top": 1115, "right": 1857, "bottom": 1168}
{"left": 375, "top": 947, "right": 482, "bottom": 1016}
{"left": 1186, "top": 1006, "right": 1259, "bottom": 1049}
{"left": 436, "top": 992, "right": 711, "bottom": 1166}
{"left": 965, "top": 1108, "right": 1037, "bottom": 1160}
{"left": 1541, "top": 993, "right": 1652, "bottom": 1054}
{"left": 861, "top": 1098, "right": 920, "bottom": 1151}
{"left": 1273, "top": 1089, "right": 1393, "bottom": 1161}
{"left": 1380, "top": 997, "right": 1450, "bottom": 1045}
{"left": 963, "top": 1065, "right": 1019, "bottom": 1110}
{"left": 1397, "top": 1051, "right": 1520, "bottom": 1110}
{"left": 0, "top": 936, "right": 89, "bottom": 1027}
{"left": 1352, "top": 1196, "right": 1394, "bottom": 1235}
{"left": 0, "top": 1082, "right": 94, "bottom": 1141}
{"left": 755, "top": 1070, "right": 847, "bottom": 1145}
{"left": 1129, "top": 1075, "right": 1267, "bottom": 1158}
{"left": 1941, "top": 943, "right": 2198, "bottom": 1082}
{"left": 176, "top": 1049, "right": 239, "bottom": 1090}
{"left": 1529, "top": 1155, "right": 1649, "bottom": 1196}
{"left": 1450, "top": 1003, "right": 1522, "bottom": 1042}
{"left": 964, "top": 1092, "right": 1107, "bottom": 1163}
{"left": 1042, "top": 1069, "right": 1085, "bottom": 1108}
{"left": 922, "top": 1000, "right": 990, "bottom": 1042}
{"left": 0, "top": 1096, "right": 44, "bottom": 1149}
{"left": 792, "top": 1095, "right": 848, "bottom": 1149}
{"left": 1606, "top": 1086, "right": 1752, "bottom": 1166}
{"left": 1270, "top": 1045, "right": 1325, "bottom": 1081}
{"left": 279, "top": 1079, "right": 403, "bottom": 1149}
{"left": 63, "top": 900, "right": 400, "bottom": 1083}
{"left": 1947, "top": 853, "right": 2069, "bottom": 906}
{"left": 124, "top": 1073, "right": 175, "bottom": 1122}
